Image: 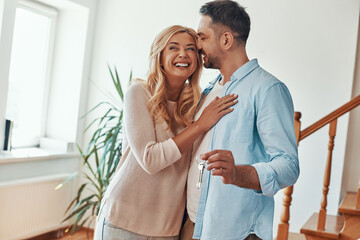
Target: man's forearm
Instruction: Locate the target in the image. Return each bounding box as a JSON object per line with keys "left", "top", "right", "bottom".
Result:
{"left": 234, "top": 165, "right": 261, "bottom": 191}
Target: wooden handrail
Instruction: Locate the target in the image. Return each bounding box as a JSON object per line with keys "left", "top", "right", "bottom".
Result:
{"left": 300, "top": 94, "right": 360, "bottom": 140}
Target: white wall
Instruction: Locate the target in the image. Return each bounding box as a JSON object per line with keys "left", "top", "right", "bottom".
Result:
{"left": 88, "top": 0, "right": 360, "bottom": 234}
{"left": 46, "top": 5, "right": 89, "bottom": 142}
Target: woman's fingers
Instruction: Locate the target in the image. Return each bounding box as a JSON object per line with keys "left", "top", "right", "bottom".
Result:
{"left": 218, "top": 99, "right": 237, "bottom": 111}
{"left": 211, "top": 94, "right": 238, "bottom": 109}
{"left": 219, "top": 107, "right": 234, "bottom": 116}
{"left": 198, "top": 93, "right": 238, "bottom": 131}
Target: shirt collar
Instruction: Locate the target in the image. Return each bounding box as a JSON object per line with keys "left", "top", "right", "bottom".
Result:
{"left": 229, "top": 58, "right": 259, "bottom": 83}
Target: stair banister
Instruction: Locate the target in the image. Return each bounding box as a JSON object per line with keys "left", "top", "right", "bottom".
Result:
{"left": 276, "top": 94, "right": 360, "bottom": 239}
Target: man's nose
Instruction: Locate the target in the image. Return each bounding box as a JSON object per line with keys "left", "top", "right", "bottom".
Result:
{"left": 197, "top": 39, "right": 202, "bottom": 51}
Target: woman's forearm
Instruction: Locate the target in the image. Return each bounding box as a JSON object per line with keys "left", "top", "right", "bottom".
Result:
{"left": 172, "top": 120, "right": 206, "bottom": 154}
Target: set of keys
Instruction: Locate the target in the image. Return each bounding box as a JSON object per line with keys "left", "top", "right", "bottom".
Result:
{"left": 196, "top": 156, "right": 206, "bottom": 189}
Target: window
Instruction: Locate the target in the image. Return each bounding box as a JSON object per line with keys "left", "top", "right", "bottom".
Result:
{"left": 5, "top": 1, "right": 57, "bottom": 148}
{"left": 1, "top": 0, "right": 91, "bottom": 154}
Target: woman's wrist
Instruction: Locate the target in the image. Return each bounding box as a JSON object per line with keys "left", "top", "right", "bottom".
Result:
{"left": 192, "top": 119, "right": 207, "bottom": 134}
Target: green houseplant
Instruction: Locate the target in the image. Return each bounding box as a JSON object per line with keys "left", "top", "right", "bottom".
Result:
{"left": 57, "top": 66, "right": 131, "bottom": 234}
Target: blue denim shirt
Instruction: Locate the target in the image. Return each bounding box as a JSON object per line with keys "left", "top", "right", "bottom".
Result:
{"left": 193, "top": 59, "right": 299, "bottom": 240}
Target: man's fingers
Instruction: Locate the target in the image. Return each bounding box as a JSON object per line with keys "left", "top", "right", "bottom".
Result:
{"left": 211, "top": 168, "right": 233, "bottom": 185}
{"left": 200, "top": 150, "right": 232, "bottom": 161}
{"left": 200, "top": 150, "right": 222, "bottom": 160}
{"left": 207, "top": 161, "right": 228, "bottom": 171}
{"left": 210, "top": 169, "right": 224, "bottom": 176}
{"left": 204, "top": 153, "right": 229, "bottom": 164}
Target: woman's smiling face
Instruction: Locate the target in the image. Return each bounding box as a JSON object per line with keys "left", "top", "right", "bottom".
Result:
{"left": 161, "top": 32, "right": 198, "bottom": 86}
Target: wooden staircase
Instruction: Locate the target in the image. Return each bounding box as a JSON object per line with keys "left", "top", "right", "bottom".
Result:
{"left": 299, "top": 182, "right": 360, "bottom": 240}
{"left": 276, "top": 94, "right": 360, "bottom": 240}
{"left": 300, "top": 212, "right": 344, "bottom": 239}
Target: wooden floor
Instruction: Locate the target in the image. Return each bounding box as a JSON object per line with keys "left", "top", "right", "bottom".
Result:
{"left": 56, "top": 229, "right": 94, "bottom": 240}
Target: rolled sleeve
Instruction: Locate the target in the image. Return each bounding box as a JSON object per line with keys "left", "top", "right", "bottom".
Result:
{"left": 255, "top": 82, "right": 300, "bottom": 196}
{"left": 252, "top": 162, "right": 279, "bottom": 196}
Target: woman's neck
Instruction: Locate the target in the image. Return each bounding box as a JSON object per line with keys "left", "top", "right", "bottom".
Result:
{"left": 167, "top": 90, "right": 180, "bottom": 101}
{"left": 166, "top": 82, "right": 184, "bottom": 101}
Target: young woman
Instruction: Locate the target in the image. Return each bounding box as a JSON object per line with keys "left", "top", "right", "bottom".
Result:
{"left": 94, "top": 25, "right": 237, "bottom": 240}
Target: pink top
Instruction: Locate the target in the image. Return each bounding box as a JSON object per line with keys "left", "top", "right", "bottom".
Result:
{"left": 100, "top": 82, "right": 190, "bottom": 236}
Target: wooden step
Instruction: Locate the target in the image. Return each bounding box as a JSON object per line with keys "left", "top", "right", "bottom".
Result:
{"left": 339, "top": 192, "right": 360, "bottom": 216}
{"left": 300, "top": 212, "right": 344, "bottom": 239}
{"left": 275, "top": 232, "right": 306, "bottom": 240}
{"left": 288, "top": 232, "right": 306, "bottom": 240}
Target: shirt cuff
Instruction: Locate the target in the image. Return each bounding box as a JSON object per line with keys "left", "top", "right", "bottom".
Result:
{"left": 252, "top": 162, "right": 280, "bottom": 197}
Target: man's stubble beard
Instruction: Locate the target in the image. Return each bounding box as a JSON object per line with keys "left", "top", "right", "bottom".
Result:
{"left": 204, "top": 54, "right": 221, "bottom": 69}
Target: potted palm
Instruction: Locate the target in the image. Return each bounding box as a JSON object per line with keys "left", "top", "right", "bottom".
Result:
{"left": 57, "top": 66, "right": 131, "bottom": 235}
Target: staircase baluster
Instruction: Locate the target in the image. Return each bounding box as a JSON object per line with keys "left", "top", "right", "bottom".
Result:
{"left": 317, "top": 119, "right": 337, "bottom": 230}
{"left": 277, "top": 186, "right": 293, "bottom": 240}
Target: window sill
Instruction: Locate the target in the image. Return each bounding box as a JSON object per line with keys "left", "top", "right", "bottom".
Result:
{"left": 0, "top": 148, "right": 79, "bottom": 164}
{"left": 0, "top": 137, "right": 81, "bottom": 164}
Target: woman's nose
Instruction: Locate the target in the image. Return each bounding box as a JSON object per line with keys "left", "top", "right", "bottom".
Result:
{"left": 178, "top": 48, "right": 187, "bottom": 58}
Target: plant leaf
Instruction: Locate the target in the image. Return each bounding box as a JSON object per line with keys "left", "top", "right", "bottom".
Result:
{"left": 66, "top": 65, "right": 127, "bottom": 233}
{"left": 55, "top": 172, "right": 78, "bottom": 190}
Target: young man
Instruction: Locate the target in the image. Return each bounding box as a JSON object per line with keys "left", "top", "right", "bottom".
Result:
{"left": 181, "top": 1, "right": 300, "bottom": 240}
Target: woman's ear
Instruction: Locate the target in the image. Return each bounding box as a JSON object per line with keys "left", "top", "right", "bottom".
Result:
{"left": 160, "top": 59, "right": 164, "bottom": 69}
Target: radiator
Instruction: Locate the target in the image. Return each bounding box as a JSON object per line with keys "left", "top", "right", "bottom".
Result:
{"left": 0, "top": 174, "right": 76, "bottom": 240}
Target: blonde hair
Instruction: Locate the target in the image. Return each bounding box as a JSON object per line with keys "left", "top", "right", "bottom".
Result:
{"left": 146, "top": 25, "right": 202, "bottom": 132}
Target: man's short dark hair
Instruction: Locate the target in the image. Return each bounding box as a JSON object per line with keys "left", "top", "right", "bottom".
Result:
{"left": 200, "top": 0, "right": 251, "bottom": 45}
